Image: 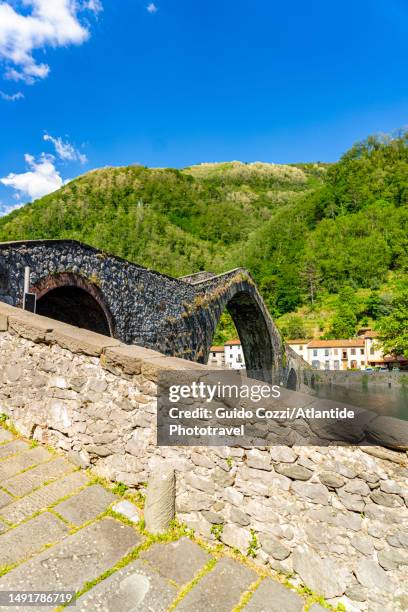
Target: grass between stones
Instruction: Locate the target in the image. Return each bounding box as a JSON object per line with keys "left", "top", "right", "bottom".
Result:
{"left": 232, "top": 576, "right": 264, "bottom": 611}
{"left": 0, "top": 420, "right": 346, "bottom": 612}
{"left": 167, "top": 557, "right": 218, "bottom": 611}
{"left": 0, "top": 414, "right": 19, "bottom": 437}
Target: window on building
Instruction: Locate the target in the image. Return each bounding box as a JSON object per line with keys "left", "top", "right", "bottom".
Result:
{"left": 312, "top": 360, "right": 320, "bottom": 369}
{"left": 351, "top": 348, "right": 356, "bottom": 355}
{"left": 360, "top": 349, "right": 364, "bottom": 355}
{"left": 237, "top": 355, "right": 242, "bottom": 363}
{"left": 299, "top": 346, "right": 303, "bottom": 351}
{"left": 324, "top": 349, "right": 329, "bottom": 356}
{"left": 313, "top": 349, "right": 318, "bottom": 357}
{"left": 334, "top": 349, "right": 338, "bottom": 355}
{"left": 212, "top": 352, "right": 216, "bottom": 357}
{"left": 334, "top": 360, "right": 340, "bottom": 370}
{"left": 325, "top": 360, "right": 330, "bottom": 369}
{"left": 370, "top": 347, "right": 375, "bottom": 355}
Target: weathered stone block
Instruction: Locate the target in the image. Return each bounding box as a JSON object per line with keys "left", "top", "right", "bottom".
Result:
{"left": 47, "top": 325, "right": 120, "bottom": 356}
{"left": 176, "top": 558, "right": 257, "bottom": 611}
{"left": 76, "top": 559, "right": 177, "bottom": 612}
{"left": 355, "top": 558, "right": 393, "bottom": 592}
{"left": 102, "top": 344, "right": 160, "bottom": 375}
{"left": 291, "top": 481, "right": 330, "bottom": 505}
{"left": 0, "top": 518, "right": 141, "bottom": 593}
{"left": 274, "top": 463, "right": 312, "bottom": 481}
{"left": 140, "top": 537, "right": 211, "bottom": 586}
{"left": 0, "top": 512, "right": 68, "bottom": 567}
{"left": 244, "top": 578, "right": 303, "bottom": 612}
{"left": 292, "top": 546, "right": 351, "bottom": 598}
{"left": 53, "top": 484, "right": 116, "bottom": 525}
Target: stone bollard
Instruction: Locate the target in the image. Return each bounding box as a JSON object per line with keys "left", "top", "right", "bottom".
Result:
{"left": 144, "top": 468, "right": 176, "bottom": 534}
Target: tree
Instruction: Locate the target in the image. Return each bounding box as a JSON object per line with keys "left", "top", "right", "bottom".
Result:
{"left": 364, "top": 291, "right": 391, "bottom": 319}
{"left": 283, "top": 315, "right": 307, "bottom": 339}
{"left": 377, "top": 285, "right": 408, "bottom": 358}
{"left": 326, "top": 286, "right": 359, "bottom": 339}
{"left": 300, "top": 261, "right": 322, "bottom": 306}
{"left": 327, "top": 309, "right": 357, "bottom": 339}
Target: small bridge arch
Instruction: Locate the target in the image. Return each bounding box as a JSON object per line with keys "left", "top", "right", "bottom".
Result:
{"left": 33, "top": 272, "right": 114, "bottom": 337}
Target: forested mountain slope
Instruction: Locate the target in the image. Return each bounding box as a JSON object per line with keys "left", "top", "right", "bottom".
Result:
{"left": 0, "top": 134, "right": 407, "bottom": 340}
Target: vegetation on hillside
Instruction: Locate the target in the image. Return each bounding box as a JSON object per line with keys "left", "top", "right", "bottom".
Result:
{"left": 0, "top": 133, "right": 407, "bottom": 354}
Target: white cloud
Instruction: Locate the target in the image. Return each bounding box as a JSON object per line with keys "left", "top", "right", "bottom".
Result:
{"left": 0, "top": 90, "right": 24, "bottom": 101}
{"left": 0, "top": 153, "right": 64, "bottom": 201}
{"left": 0, "top": 0, "right": 102, "bottom": 84}
{"left": 147, "top": 3, "right": 158, "bottom": 13}
{"left": 80, "top": 0, "right": 103, "bottom": 12}
{"left": 0, "top": 201, "right": 24, "bottom": 217}
{"left": 44, "top": 133, "right": 87, "bottom": 163}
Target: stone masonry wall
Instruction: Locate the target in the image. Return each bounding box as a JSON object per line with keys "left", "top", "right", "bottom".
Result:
{"left": 0, "top": 303, "right": 407, "bottom": 611}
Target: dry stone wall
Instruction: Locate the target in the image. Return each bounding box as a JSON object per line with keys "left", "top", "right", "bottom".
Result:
{"left": 0, "top": 303, "right": 407, "bottom": 611}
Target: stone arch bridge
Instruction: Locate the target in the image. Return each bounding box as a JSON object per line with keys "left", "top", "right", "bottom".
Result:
{"left": 0, "top": 240, "right": 300, "bottom": 385}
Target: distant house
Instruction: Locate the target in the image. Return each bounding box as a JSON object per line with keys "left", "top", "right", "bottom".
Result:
{"left": 360, "top": 329, "right": 408, "bottom": 370}
{"left": 307, "top": 339, "right": 366, "bottom": 370}
{"left": 208, "top": 339, "right": 245, "bottom": 369}
{"left": 360, "top": 330, "right": 385, "bottom": 367}
{"left": 287, "top": 338, "right": 369, "bottom": 370}
{"left": 208, "top": 346, "right": 225, "bottom": 368}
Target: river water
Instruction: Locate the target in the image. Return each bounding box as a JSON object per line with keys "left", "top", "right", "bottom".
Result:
{"left": 313, "top": 383, "right": 408, "bottom": 421}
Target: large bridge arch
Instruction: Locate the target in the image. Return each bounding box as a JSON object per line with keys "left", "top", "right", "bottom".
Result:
{"left": 219, "top": 290, "right": 274, "bottom": 379}
{"left": 185, "top": 270, "right": 284, "bottom": 383}
{"left": 33, "top": 273, "right": 114, "bottom": 337}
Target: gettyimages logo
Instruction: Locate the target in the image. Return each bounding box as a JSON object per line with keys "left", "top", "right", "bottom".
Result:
{"left": 157, "top": 370, "right": 364, "bottom": 447}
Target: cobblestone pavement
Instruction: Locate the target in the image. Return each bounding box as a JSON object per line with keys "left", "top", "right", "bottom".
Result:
{"left": 0, "top": 428, "right": 316, "bottom": 612}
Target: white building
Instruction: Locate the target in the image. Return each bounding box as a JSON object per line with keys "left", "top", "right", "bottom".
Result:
{"left": 307, "top": 339, "right": 366, "bottom": 370}
{"left": 224, "top": 339, "right": 246, "bottom": 369}
{"left": 208, "top": 339, "right": 245, "bottom": 369}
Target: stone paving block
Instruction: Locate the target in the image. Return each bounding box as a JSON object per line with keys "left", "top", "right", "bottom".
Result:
{"left": 0, "top": 447, "right": 50, "bottom": 481}
{"left": 53, "top": 484, "right": 116, "bottom": 525}
{"left": 0, "top": 512, "right": 68, "bottom": 567}
{"left": 1, "top": 457, "right": 75, "bottom": 497}
{"left": 76, "top": 559, "right": 177, "bottom": 612}
{"left": 0, "top": 439, "right": 28, "bottom": 460}
{"left": 0, "top": 489, "right": 12, "bottom": 509}
{"left": 243, "top": 578, "right": 304, "bottom": 612}
{"left": 0, "top": 429, "right": 14, "bottom": 443}
{"left": 140, "top": 537, "right": 212, "bottom": 586}
{"left": 0, "top": 518, "right": 142, "bottom": 612}
{"left": 176, "top": 558, "right": 257, "bottom": 611}
{"left": 0, "top": 470, "right": 89, "bottom": 525}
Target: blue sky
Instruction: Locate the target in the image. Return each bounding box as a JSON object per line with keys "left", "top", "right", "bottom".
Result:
{"left": 0, "top": 0, "right": 407, "bottom": 212}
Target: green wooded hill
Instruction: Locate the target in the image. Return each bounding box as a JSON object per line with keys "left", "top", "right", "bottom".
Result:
{"left": 1, "top": 133, "right": 407, "bottom": 341}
